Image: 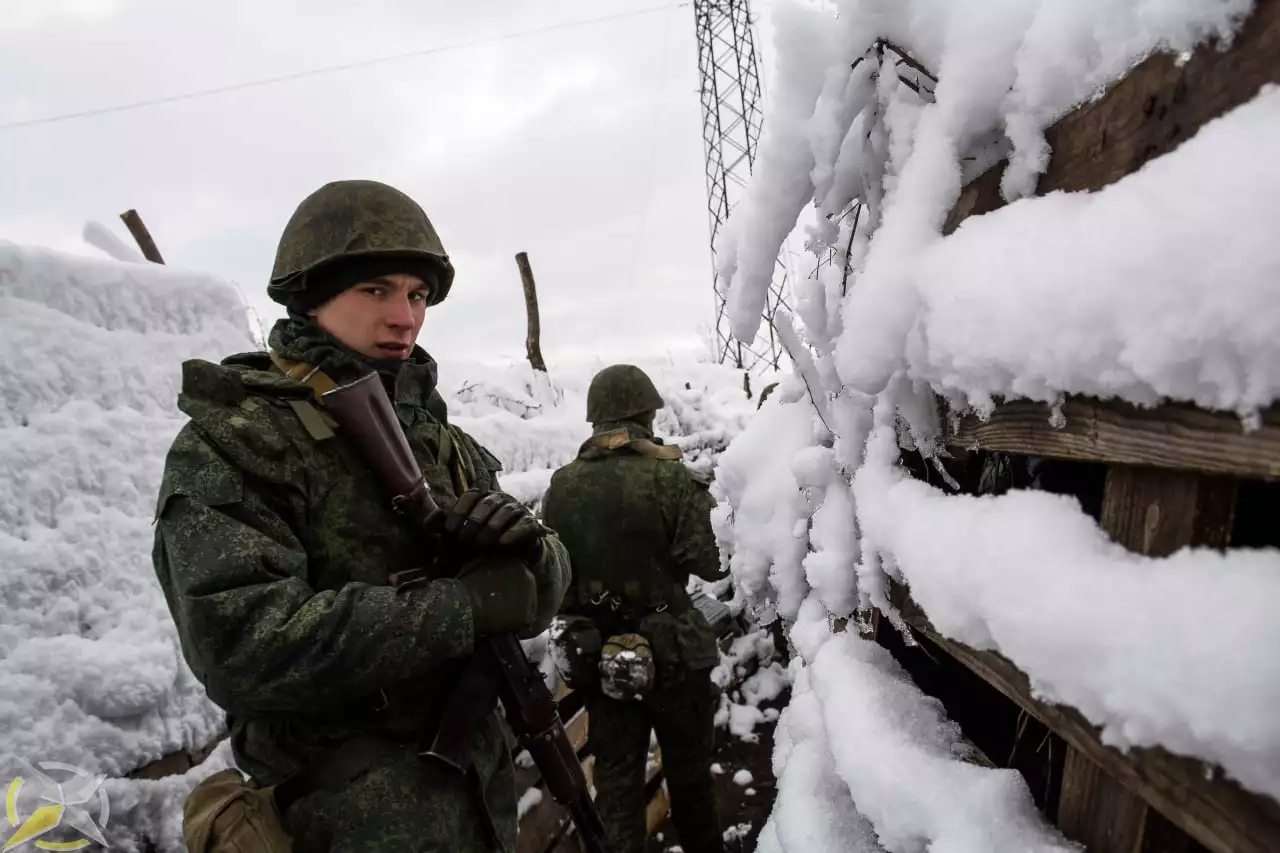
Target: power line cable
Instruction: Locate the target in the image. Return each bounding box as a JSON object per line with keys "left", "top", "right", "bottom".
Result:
{"left": 0, "top": 2, "right": 688, "bottom": 132}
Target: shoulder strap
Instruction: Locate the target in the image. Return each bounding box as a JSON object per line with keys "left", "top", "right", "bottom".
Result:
{"left": 267, "top": 350, "right": 342, "bottom": 442}
{"left": 267, "top": 349, "right": 338, "bottom": 404}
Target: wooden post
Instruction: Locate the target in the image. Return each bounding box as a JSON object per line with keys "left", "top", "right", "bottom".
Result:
{"left": 1055, "top": 466, "right": 1238, "bottom": 853}
{"left": 119, "top": 209, "right": 165, "bottom": 264}
{"left": 515, "top": 252, "right": 548, "bottom": 373}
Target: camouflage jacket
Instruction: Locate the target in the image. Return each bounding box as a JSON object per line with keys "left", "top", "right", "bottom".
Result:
{"left": 153, "top": 318, "right": 569, "bottom": 850}
{"left": 541, "top": 421, "right": 726, "bottom": 670}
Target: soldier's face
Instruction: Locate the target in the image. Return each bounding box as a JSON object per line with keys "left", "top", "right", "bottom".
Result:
{"left": 311, "top": 272, "right": 429, "bottom": 360}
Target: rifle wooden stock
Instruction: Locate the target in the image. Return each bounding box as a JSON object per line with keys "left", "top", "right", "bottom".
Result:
{"left": 321, "top": 373, "right": 612, "bottom": 853}
{"left": 321, "top": 372, "right": 442, "bottom": 524}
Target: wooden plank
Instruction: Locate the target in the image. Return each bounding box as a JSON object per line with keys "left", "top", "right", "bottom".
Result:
{"left": 945, "top": 0, "right": 1280, "bottom": 234}
{"left": 646, "top": 783, "right": 672, "bottom": 835}
{"left": 897, "top": 606, "right": 1280, "bottom": 853}
{"left": 1098, "top": 467, "right": 1238, "bottom": 557}
{"left": 947, "top": 397, "right": 1280, "bottom": 481}
{"left": 1057, "top": 463, "right": 1240, "bottom": 851}
{"left": 1058, "top": 747, "right": 1148, "bottom": 853}
{"left": 515, "top": 707, "right": 590, "bottom": 796}
{"left": 552, "top": 784, "right": 670, "bottom": 853}
{"left": 519, "top": 756, "right": 597, "bottom": 853}
{"left": 520, "top": 735, "right": 664, "bottom": 853}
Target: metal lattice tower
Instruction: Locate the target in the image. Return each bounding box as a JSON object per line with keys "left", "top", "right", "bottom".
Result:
{"left": 695, "top": 0, "right": 790, "bottom": 374}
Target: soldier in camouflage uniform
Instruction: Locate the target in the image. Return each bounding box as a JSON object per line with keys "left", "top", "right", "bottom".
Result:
{"left": 542, "top": 365, "right": 727, "bottom": 853}
{"left": 152, "top": 179, "right": 571, "bottom": 852}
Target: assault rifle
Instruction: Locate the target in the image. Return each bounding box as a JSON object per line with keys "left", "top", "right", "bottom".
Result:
{"left": 322, "top": 372, "right": 610, "bottom": 853}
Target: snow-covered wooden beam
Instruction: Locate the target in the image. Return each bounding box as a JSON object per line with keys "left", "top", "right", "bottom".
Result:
{"left": 894, "top": 591, "right": 1280, "bottom": 853}
{"left": 945, "top": 0, "right": 1280, "bottom": 236}
{"left": 947, "top": 398, "right": 1280, "bottom": 481}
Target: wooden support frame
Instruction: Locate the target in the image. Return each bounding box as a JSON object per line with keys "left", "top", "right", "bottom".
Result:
{"left": 919, "top": 6, "right": 1280, "bottom": 845}
{"left": 895, "top": 594, "right": 1280, "bottom": 853}
{"left": 944, "top": 0, "right": 1280, "bottom": 236}
{"left": 947, "top": 397, "right": 1280, "bottom": 481}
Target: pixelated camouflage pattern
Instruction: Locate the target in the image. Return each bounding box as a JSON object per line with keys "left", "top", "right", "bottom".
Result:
{"left": 584, "top": 364, "right": 664, "bottom": 424}
{"left": 268, "top": 180, "right": 456, "bottom": 307}
{"left": 153, "top": 317, "right": 570, "bottom": 852}
{"left": 586, "top": 677, "right": 722, "bottom": 853}
{"left": 540, "top": 419, "right": 726, "bottom": 850}
{"left": 542, "top": 421, "right": 726, "bottom": 622}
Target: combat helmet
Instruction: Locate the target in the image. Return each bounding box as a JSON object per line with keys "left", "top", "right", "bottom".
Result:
{"left": 267, "top": 179, "right": 455, "bottom": 309}
{"left": 586, "top": 364, "right": 664, "bottom": 424}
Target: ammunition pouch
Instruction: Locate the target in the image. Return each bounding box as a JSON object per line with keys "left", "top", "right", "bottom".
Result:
{"left": 638, "top": 609, "right": 721, "bottom": 687}
{"left": 599, "top": 633, "right": 656, "bottom": 702}
{"left": 183, "top": 770, "right": 293, "bottom": 853}
{"left": 184, "top": 735, "right": 405, "bottom": 853}
{"left": 549, "top": 615, "right": 603, "bottom": 691}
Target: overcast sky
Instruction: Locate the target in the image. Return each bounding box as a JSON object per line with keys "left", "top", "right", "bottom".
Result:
{"left": 1, "top": 0, "right": 789, "bottom": 366}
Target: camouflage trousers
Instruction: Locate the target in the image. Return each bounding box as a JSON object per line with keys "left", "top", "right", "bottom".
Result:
{"left": 585, "top": 669, "right": 722, "bottom": 853}
{"left": 281, "top": 737, "right": 517, "bottom": 853}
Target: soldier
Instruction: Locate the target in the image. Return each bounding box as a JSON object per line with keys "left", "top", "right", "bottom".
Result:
{"left": 153, "top": 179, "right": 571, "bottom": 853}
{"left": 542, "top": 365, "right": 728, "bottom": 853}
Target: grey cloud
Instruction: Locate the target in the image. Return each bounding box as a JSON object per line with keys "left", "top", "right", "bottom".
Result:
{"left": 1, "top": 1, "right": 732, "bottom": 364}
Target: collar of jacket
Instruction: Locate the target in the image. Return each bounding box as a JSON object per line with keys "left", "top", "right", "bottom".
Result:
{"left": 578, "top": 419, "right": 681, "bottom": 460}
{"left": 266, "top": 316, "right": 450, "bottom": 425}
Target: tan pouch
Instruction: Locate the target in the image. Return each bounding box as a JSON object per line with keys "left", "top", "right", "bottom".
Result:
{"left": 183, "top": 769, "right": 294, "bottom": 853}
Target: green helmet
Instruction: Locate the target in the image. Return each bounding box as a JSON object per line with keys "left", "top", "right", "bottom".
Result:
{"left": 267, "top": 179, "right": 455, "bottom": 307}
{"left": 586, "top": 365, "right": 664, "bottom": 424}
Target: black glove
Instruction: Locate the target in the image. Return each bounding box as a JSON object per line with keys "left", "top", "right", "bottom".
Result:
{"left": 444, "top": 489, "right": 548, "bottom": 561}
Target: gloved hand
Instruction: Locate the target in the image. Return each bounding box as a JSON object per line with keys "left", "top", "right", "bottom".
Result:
{"left": 444, "top": 490, "right": 548, "bottom": 562}
{"left": 457, "top": 556, "right": 537, "bottom": 638}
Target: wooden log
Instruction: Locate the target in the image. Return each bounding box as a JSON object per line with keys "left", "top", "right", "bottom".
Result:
{"left": 947, "top": 397, "right": 1280, "bottom": 481}
{"left": 945, "top": 0, "right": 1280, "bottom": 235}
{"left": 515, "top": 252, "right": 548, "bottom": 373}
{"left": 119, "top": 209, "right": 165, "bottom": 264}
{"left": 898, "top": 607, "right": 1280, "bottom": 853}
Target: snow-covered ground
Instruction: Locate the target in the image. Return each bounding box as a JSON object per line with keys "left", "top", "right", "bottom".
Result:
{"left": 712, "top": 0, "right": 1280, "bottom": 850}
{"left": 0, "top": 238, "right": 762, "bottom": 852}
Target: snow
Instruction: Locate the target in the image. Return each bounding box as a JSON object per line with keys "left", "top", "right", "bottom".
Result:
{"left": 0, "top": 241, "right": 253, "bottom": 852}
{"left": 517, "top": 785, "right": 544, "bottom": 820}
{"left": 758, "top": 611, "right": 1080, "bottom": 852}
{"left": 733, "top": 769, "right": 754, "bottom": 787}
{"left": 755, "top": 659, "right": 881, "bottom": 853}
{"left": 0, "top": 239, "right": 759, "bottom": 851}
{"left": 710, "top": 379, "right": 822, "bottom": 625}
{"left": 712, "top": 628, "right": 793, "bottom": 744}
{"left": 807, "top": 631, "right": 1077, "bottom": 852}
{"left": 855, "top": 416, "right": 1280, "bottom": 799}
{"left": 903, "top": 86, "right": 1280, "bottom": 421}
{"left": 711, "top": 0, "right": 1278, "bottom": 849}
{"left": 721, "top": 0, "right": 1256, "bottom": 406}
